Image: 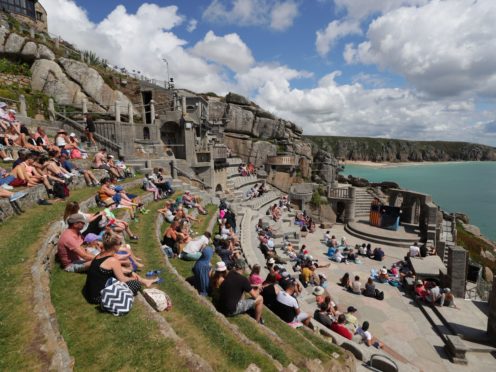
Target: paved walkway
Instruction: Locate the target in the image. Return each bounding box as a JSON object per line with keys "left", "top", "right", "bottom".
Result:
{"left": 297, "top": 223, "right": 495, "bottom": 372}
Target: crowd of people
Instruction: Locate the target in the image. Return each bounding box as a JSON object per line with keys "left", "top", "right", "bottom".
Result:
{"left": 245, "top": 182, "right": 269, "bottom": 200}
{"left": 237, "top": 162, "right": 256, "bottom": 176}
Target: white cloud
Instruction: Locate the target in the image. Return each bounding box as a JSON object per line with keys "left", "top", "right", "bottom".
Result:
{"left": 187, "top": 19, "right": 198, "bottom": 32}
{"left": 252, "top": 71, "right": 494, "bottom": 145}
{"left": 203, "top": 0, "right": 299, "bottom": 31}
{"left": 191, "top": 31, "right": 255, "bottom": 72}
{"left": 316, "top": 0, "right": 428, "bottom": 57}
{"left": 316, "top": 19, "right": 361, "bottom": 56}
{"left": 270, "top": 1, "right": 299, "bottom": 31}
{"left": 345, "top": 0, "right": 496, "bottom": 98}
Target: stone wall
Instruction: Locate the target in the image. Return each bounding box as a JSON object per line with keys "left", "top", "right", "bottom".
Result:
{"left": 0, "top": 72, "right": 31, "bottom": 88}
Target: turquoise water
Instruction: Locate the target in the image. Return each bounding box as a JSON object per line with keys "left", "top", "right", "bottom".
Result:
{"left": 342, "top": 162, "right": 496, "bottom": 241}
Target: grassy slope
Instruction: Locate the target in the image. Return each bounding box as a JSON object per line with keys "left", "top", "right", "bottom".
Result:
{"left": 130, "top": 199, "right": 277, "bottom": 372}
{"left": 161, "top": 202, "right": 343, "bottom": 369}
{"left": 0, "top": 187, "right": 105, "bottom": 370}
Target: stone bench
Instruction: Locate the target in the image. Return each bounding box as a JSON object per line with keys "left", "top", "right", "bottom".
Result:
{"left": 444, "top": 335, "right": 468, "bottom": 365}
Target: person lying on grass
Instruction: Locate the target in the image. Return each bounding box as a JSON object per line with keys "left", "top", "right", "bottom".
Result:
{"left": 83, "top": 231, "right": 158, "bottom": 305}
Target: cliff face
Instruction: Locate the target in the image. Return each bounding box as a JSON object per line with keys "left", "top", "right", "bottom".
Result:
{"left": 207, "top": 93, "right": 313, "bottom": 170}
{"left": 306, "top": 136, "right": 496, "bottom": 162}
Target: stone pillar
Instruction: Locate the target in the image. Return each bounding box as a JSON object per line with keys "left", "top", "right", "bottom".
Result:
{"left": 48, "top": 98, "right": 55, "bottom": 121}
{"left": 19, "top": 94, "right": 27, "bottom": 117}
{"left": 128, "top": 103, "right": 134, "bottom": 124}
{"left": 150, "top": 100, "right": 155, "bottom": 124}
{"left": 82, "top": 99, "right": 88, "bottom": 114}
{"left": 344, "top": 187, "right": 356, "bottom": 223}
{"left": 487, "top": 279, "right": 496, "bottom": 345}
{"left": 170, "top": 160, "right": 177, "bottom": 179}
{"left": 115, "top": 101, "right": 121, "bottom": 123}
{"left": 447, "top": 245, "right": 467, "bottom": 298}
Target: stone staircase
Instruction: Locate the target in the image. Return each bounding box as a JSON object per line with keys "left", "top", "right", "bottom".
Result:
{"left": 354, "top": 187, "right": 375, "bottom": 218}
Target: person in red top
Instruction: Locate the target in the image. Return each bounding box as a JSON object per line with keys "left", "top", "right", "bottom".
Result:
{"left": 330, "top": 314, "right": 353, "bottom": 340}
{"left": 57, "top": 213, "right": 96, "bottom": 273}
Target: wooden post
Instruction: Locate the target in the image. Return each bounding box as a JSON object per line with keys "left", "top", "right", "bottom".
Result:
{"left": 19, "top": 94, "right": 27, "bottom": 117}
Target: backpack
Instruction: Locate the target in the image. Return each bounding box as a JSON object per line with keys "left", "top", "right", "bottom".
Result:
{"left": 53, "top": 182, "right": 70, "bottom": 199}
{"left": 100, "top": 278, "right": 134, "bottom": 316}
{"left": 375, "top": 289, "right": 384, "bottom": 301}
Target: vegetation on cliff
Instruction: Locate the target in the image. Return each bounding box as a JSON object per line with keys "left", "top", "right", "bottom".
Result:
{"left": 306, "top": 136, "right": 496, "bottom": 162}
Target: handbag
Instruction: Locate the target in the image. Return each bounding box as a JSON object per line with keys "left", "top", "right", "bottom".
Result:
{"left": 142, "top": 288, "right": 172, "bottom": 312}
{"left": 100, "top": 278, "right": 134, "bottom": 316}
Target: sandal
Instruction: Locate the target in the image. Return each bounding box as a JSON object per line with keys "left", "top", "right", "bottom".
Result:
{"left": 145, "top": 270, "right": 162, "bottom": 277}
{"left": 130, "top": 235, "right": 139, "bottom": 240}
{"left": 154, "top": 277, "right": 164, "bottom": 284}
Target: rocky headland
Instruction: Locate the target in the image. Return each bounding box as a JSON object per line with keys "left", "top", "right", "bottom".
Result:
{"left": 306, "top": 135, "right": 496, "bottom": 162}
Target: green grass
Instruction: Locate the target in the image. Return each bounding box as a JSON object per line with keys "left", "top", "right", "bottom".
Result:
{"left": 0, "top": 187, "right": 106, "bottom": 370}
{"left": 129, "top": 200, "right": 278, "bottom": 372}
{"left": 155, "top": 201, "right": 343, "bottom": 369}
{"left": 51, "top": 267, "right": 188, "bottom": 371}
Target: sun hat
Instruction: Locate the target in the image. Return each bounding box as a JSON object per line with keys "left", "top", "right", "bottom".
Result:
{"left": 312, "top": 286, "right": 325, "bottom": 296}
{"left": 444, "top": 288, "right": 451, "bottom": 293}
{"left": 215, "top": 261, "right": 227, "bottom": 272}
{"left": 69, "top": 132, "right": 76, "bottom": 137}
{"left": 84, "top": 233, "right": 102, "bottom": 243}
{"left": 416, "top": 279, "right": 423, "bottom": 285}
{"left": 380, "top": 268, "right": 387, "bottom": 274}
{"left": 67, "top": 213, "right": 86, "bottom": 224}
{"left": 347, "top": 306, "right": 358, "bottom": 313}
{"left": 267, "top": 258, "right": 275, "bottom": 265}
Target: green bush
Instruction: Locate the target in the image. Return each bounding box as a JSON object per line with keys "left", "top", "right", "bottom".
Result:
{"left": 0, "top": 58, "right": 32, "bottom": 76}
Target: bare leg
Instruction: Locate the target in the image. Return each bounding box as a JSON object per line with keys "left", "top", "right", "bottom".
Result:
{"left": 254, "top": 295, "right": 263, "bottom": 322}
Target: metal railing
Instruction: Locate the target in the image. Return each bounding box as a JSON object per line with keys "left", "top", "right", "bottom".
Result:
{"left": 53, "top": 111, "right": 121, "bottom": 154}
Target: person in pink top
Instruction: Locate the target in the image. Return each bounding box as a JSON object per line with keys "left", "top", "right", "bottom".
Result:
{"left": 249, "top": 264, "right": 263, "bottom": 287}
{"left": 57, "top": 213, "right": 96, "bottom": 272}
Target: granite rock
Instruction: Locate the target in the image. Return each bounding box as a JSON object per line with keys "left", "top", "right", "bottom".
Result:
{"left": 21, "top": 41, "right": 38, "bottom": 59}
{"left": 4, "top": 32, "right": 25, "bottom": 53}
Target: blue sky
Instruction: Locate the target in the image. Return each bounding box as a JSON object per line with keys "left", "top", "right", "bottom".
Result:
{"left": 41, "top": 1, "right": 496, "bottom": 146}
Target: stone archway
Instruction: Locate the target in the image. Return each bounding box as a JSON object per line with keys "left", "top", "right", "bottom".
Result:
{"left": 215, "top": 184, "right": 223, "bottom": 192}
{"left": 160, "top": 121, "right": 185, "bottom": 159}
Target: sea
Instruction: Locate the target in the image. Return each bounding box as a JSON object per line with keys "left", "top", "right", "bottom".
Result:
{"left": 341, "top": 161, "right": 496, "bottom": 242}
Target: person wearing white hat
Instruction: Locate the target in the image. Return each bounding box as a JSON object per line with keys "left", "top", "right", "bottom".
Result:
{"left": 378, "top": 267, "right": 389, "bottom": 283}
{"left": 210, "top": 261, "right": 228, "bottom": 305}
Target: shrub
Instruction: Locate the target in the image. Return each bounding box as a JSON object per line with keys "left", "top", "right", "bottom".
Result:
{"left": 0, "top": 58, "right": 32, "bottom": 76}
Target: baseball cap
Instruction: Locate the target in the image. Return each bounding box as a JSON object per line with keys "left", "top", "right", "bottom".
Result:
{"left": 67, "top": 213, "right": 86, "bottom": 224}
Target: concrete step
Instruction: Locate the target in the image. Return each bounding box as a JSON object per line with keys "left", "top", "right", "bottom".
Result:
{"left": 344, "top": 223, "right": 415, "bottom": 248}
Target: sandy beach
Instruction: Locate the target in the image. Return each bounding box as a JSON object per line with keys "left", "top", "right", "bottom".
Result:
{"left": 343, "top": 160, "right": 471, "bottom": 168}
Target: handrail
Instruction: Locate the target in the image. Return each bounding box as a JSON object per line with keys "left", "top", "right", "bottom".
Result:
{"left": 173, "top": 166, "right": 210, "bottom": 190}
{"left": 53, "top": 111, "right": 121, "bottom": 153}
{"left": 0, "top": 95, "right": 19, "bottom": 104}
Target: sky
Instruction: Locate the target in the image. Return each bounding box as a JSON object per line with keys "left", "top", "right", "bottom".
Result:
{"left": 39, "top": 0, "right": 496, "bottom": 146}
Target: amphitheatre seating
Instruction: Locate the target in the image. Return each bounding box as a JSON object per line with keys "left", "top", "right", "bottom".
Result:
{"left": 244, "top": 190, "right": 280, "bottom": 210}
{"left": 226, "top": 174, "right": 258, "bottom": 190}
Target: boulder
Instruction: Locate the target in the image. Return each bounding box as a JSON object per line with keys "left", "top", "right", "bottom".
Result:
{"left": 248, "top": 141, "right": 277, "bottom": 167}
{"left": 0, "top": 28, "right": 7, "bottom": 52}
{"left": 207, "top": 100, "right": 227, "bottom": 122}
{"left": 274, "top": 119, "right": 287, "bottom": 139}
{"left": 293, "top": 140, "right": 312, "bottom": 159}
{"left": 4, "top": 32, "right": 25, "bottom": 53}
{"left": 484, "top": 267, "right": 493, "bottom": 282}
{"left": 225, "top": 92, "right": 251, "bottom": 106}
{"left": 225, "top": 104, "right": 254, "bottom": 135}
{"left": 58, "top": 58, "right": 132, "bottom": 111}
{"left": 252, "top": 116, "right": 278, "bottom": 139}
{"left": 21, "top": 41, "right": 38, "bottom": 59}
{"left": 31, "top": 59, "right": 87, "bottom": 105}
{"left": 37, "top": 44, "right": 55, "bottom": 60}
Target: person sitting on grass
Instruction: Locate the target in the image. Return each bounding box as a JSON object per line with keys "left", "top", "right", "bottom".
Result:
{"left": 218, "top": 261, "right": 264, "bottom": 324}
{"left": 182, "top": 191, "right": 207, "bottom": 215}
{"left": 273, "top": 279, "right": 314, "bottom": 329}
{"left": 92, "top": 148, "right": 121, "bottom": 179}
{"left": 180, "top": 232, "right": 211, "bottom": 261}
{"left": 57, "top": 213, "right": 96, "bottom": 273}
{"left": 192, "top": 243, "right": 214, "bottom": 296}
{"left": 158, "top": 201, "right": 175, "bottom": 223}
{"left": 210, "top": 261, "right": 228, "bottom": 305}
{"left": 249, "top": 264, "right": 264, "bottom": 287}
{"left": 82, "top": 231, "right": 158, "bottom": 305}
{"left": 355, "top": 321, "right": 384, "bottom": 348}
{"left": 330, "top": 314, "right": 353, "bottom": 340}
{"left": 0, "top": 187, "right": 27, "bottom": 202}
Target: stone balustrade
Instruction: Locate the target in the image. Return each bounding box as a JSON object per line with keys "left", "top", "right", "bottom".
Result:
{"left": 266, "top": 155, "right": 297, "bottom": 166}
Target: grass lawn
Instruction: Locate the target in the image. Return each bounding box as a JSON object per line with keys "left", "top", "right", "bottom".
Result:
{"left": 131, "top": 199, "right": 278, "bottom": 372}
{"left": 156, "top": 201, "right": 343, "bottom": 369}
{"left": 0, "top": 187, "right": 107, "bottom": 370}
